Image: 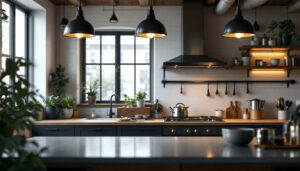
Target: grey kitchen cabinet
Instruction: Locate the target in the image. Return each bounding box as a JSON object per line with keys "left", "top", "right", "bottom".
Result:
{"left": 32, "top": 126, "right": 75, "bottom": 136}
{"left": 76, "top": 126, "right": 117, "bottom": 136}
{"left": 118, "top": 126, "right": 162, "bottom": 136}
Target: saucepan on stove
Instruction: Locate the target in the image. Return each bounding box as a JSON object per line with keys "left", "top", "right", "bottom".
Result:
{"left": 169, "top": 103, "right": 189, "bottom": 118}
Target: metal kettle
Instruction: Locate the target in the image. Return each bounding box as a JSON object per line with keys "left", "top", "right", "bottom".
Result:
{"left": 169, "top": 103, "right": 189, "bottom": 118}
{"left": 248, "top": 99, "right": 265, "bottom": 110}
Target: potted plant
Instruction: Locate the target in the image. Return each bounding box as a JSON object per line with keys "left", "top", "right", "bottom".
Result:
{"left": 44, "top": 95, "right": 59, "bottom": 119}
{"left": 135, "top": 91, "right": 147, "bottom": 108}
{"left": 267, "top": 20, "right": 278, "bottom": 46}
{"left": 61, "top": 96, "right": 75, "bottom": 119}
{"left": 48, "top": 65, "right": 69, "bottom": 97}
{"left": 278, "top": 19, "right": 297, "bottom": 45}
{"left": 240, "top": 51, "right": 251, "bottom": 66}
{"left": 83, "top": 80, "right": 99, "bottom": 104}
{"left": 124, "top": 94, "right": 136, "bottom": 108}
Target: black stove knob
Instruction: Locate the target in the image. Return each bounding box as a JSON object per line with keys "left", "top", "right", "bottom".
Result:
{"left": 193, "top": 129, "right": 199, "bottom": 134}
{"left": 186, "top": 129, "right": 191, "bottom": 135}
{"left": 205, "top": 128, "right": 211, "bottom": 134}
{"left": 170, "top": 129, "right": 177, "bottom": 135}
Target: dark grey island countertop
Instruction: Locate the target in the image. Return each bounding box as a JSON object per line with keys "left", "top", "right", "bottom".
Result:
{"left": 28, "top": 136, "right": 300, "bottom": 164}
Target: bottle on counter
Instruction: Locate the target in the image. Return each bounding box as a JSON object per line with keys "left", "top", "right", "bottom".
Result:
{"left": 242, "top": 108, "right": 249, "bottom": 120}
{"left": 261, "top": 34, "right": 268, "bottom": 46}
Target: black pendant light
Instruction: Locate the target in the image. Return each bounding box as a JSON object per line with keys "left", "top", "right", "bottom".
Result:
{"left": 60, "top": 0, "right": 68, "bottom": 27}
{"left": 109, "top": 0, "right": 118, "bottom": 23}
{"left": 136, "top": 0, "right": 167, "bottom": 39}
{"left": 223, "top": 0, "right": 255, "bottom": 39}
{"left": 64, "top": 0, "right": 94, "bottom": 39}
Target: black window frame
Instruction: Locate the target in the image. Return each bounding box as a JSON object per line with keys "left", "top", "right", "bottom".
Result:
{"left": 2, "top": 0, "right": 29, "bottom": 80}
{"left": 82, "top": 31, "right": 154, "bottom": 103}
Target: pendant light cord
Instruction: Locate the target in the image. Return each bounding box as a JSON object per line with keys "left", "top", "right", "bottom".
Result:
{"left": 63, "top": 0, "right": 66, "bottom": 17}
{"left": 149, "top": 0, "right": 153, "bottom": 10}
{"left": 78, "top": 0, "right": 82, "bottom": 9}
{"left": 254, "top": 8, "right": 257, "bottom": 20}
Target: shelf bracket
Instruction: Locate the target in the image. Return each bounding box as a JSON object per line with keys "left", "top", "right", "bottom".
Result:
{"left": 247, "top": 69, "right": 250, "bottom": 77}
{"left": 163, "top": 67, "right": 166, "bottom": 88}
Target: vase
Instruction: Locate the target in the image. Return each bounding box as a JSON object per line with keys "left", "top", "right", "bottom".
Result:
{"left": 62, "top": 108, "right": 73, "bottom": 119}
{"left": 44, "top": 106, "right": 58, "bottom": 119}
{"left": 88, "top": 95, "right": 96, "bottom": 104}
{"left": 136, "top": 100, "right": 145, "bottom": 108}
{"left": 281, "top": 35, "right": 292, "bottom": 45}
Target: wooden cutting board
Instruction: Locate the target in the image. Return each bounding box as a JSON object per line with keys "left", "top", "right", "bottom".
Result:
{"left": 225, "top": 101, "right": 234, "bottom": 119}
{"left": 232, "top": 101, "right": 241, "bottom": 119}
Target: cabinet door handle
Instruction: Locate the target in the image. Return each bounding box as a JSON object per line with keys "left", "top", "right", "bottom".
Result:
{"left": 139, "top": 129, "right": 153, "bottom": 132}
{"left": 47, "top": 128, "right": 60, "bottom": 132}
{"left": 88, "top": 128, "right": 103, "bottom": 132}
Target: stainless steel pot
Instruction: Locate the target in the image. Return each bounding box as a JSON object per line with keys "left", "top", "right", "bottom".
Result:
{"left": 257, "top": 128, "right": 275, "bottom": 145}
{"left": 169, "top": 103, "right": 189, "bottom": 118}
{"left": 248, "top": 99, "right": 265, "bottom": 110}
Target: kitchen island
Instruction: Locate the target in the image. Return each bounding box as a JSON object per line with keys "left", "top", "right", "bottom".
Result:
{"left": 28, "top": 136, "right": 300, "bottom": 171}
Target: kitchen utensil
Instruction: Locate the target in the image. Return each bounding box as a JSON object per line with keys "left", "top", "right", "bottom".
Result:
{"left": 283, "top": 122, "right": 293, "bottom": 143}
{"left": 180, "top": 82, "right": 183, "bottom": 94}
{"left": 155, "top": 99, "right": 159, "bottom": 111}
{"left": 169, "top": 103, "right": 189, "bottom": 118}
{"left": 225, "top": 82, "right": 228, "bottom": 95}
{"left": 290, "top": 123, "right": 300, "bottom": 145}
{"left": 154, "top": 113, "right": 163, "bottom": 119}
{"left": 248, "top": 99, "right": 265, "bottom": 110}
{"left": 225, "top": 101, "right": 234, "bottom": 119}
{"left": 215, "top": 83, "right": 219, "bottom": 95}
{"left": 222, "top": 128, "right": 255, "bottom": 146}
{"left": 246, "top": 82, "right": 249, "bottom": 94}
{"left": 262, "top": 34, "right": 267, "bottom": 46}
{"left": 142, "top": 114, "right": 150, "bottom": 119}
{"left": 255, "top": 59, "right": 263, "bottom": 66}
{"left": 286, "top": 100, "right": 293, "bottom": 110}
{"left": 250, "top": 110, "right": 261, "bottom": 120}
{"left": 271, "top": 58, "right": 280, "bottom": 66}
{"left": 257, "top": 128, "right": 275, "bottom": 145}
{"left": 206, "top": 82, "right": 210, "bottom": 96}
{"left": 233, "top": 82, "right": 236, "bottom": 96}
{"left": 215, "top": 110, "right": 224, "bottom": 118}
{"left": 278, "top": 110, "right": 288, "bottom": 120}
{"left": 279, "top": 97, "right": 285, "bottom": 110}
{"left": 134, "top": 114, "right": 142, "bottom": 119}
{"left": 232, "top": 101, "right": 240, "bottom": 119}
{"left": 258, "top": 61, "right": 267, "bottom": 67}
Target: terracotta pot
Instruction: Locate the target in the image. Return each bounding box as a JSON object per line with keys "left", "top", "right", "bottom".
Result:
{"left": 88, "top": 95, "right": 96, "bottom": 104}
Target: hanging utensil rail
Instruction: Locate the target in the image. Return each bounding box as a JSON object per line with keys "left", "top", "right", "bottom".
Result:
{"left": 162, "top": 80, "right": 296, "bottom": 88}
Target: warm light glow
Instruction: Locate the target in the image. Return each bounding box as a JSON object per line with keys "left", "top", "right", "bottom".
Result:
{"left": 251, "top": 70, "right": 287, "bottom": 75}
{"left": 75, "top": 33, "right": 84, "bottom": 39}
{"left": 223, "top": 33, "right": 255, "bottom": 38}
{"left": 64, "top": 33, "right": 94, "bottom": 39}
{"left": 136, "top": 33, "right": 166, "bottom": 39}
{"left": 146, "top": 33, "right": 155, "bottom": 39}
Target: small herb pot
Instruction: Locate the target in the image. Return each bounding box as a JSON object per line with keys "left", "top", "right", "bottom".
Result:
{"left": 88, "top": 95, "right": 96, "bottom": 104}
{"left": 44, "top": 106, "right": 58, "bottom": 119}
{"left": 136, "top": 100, "right": 145, "bottom": 108}
{"left": 62, "top": 108, "right": 73, "bottom": 119}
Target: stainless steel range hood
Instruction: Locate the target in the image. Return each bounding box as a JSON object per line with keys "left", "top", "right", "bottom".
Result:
{"left": 163, "top": 0, "right": 227, "bottom": 68}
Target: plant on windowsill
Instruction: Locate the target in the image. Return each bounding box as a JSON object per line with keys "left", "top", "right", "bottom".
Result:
{"left": 44, "top": 95, "right": 60, "bottom": 119}
{"left": 82, "top": 80, "right": 99, "bottom": 104}
{"left": 124, "top": 94, "right": 136, "bottom": 108}
{"left": 135, "top": 91, "right": 147, "bottom": 108}
{"left": 0, "top": 58, "right": 46, "bottom": 170}
{"left": 61, "top": 96, "right": 76, "bottom": 119}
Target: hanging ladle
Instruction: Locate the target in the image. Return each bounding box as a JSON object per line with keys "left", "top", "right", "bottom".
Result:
{"left": 233, "top": 82, "right": 236, "bottom": 96}
{"left": 215, "top": 82, "right": 219, "bottom": 95}
{"left": 246, "top": 81, "right": 249, "bottom": 94}
{"left": 180, "top": 82, "right": 183, "bottom": 94}
{"left": 225, "top": 82, "right": 228, "bottom": 95}
{"left": 206, "top": 82, "right": 210, "bottom": 96}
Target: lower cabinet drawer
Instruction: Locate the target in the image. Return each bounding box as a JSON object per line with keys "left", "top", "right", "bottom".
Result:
{"left": 32, "top": 126, "right": 75, "bottom": 136}
{"left": 118, "top": 126, "right": 162, "bottom": 136}
{"left": 77, "top": 126, "right": 117, "bottom": 136}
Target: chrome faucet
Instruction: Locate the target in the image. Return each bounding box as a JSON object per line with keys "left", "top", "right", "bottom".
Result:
{"left": 109, "top": 94, "right": 119, "bottom": 118}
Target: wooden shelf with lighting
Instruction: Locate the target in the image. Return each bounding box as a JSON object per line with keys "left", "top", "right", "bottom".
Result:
{"left": 230, "top": 65, "right": 291, "bottom": 77}
{"left": 239, "top": 45, "right": 300, "bottom": 51}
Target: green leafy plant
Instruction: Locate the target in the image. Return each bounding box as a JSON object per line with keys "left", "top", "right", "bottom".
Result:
{"left": 267, "top": 20, "right": 278, "bottom": 39}
{"left": 44, "top": 95, "right": 60, "bottom": 107}
{"left": 48, "top": 65, "right": 69, "bottom": 97}
{"left": 240, "top": 51, "right": 250, "bottom": 57}
{"left": 82, "top": 80, "right": 99, "bottom": 96}
{"left": 124, "top": 94, "right": 136, "bottom": 106}
{"left": 278, "top": 19, "right": 297, "bottom": 38}
{"left": 0, "top": 58, "right": 46, "bottom": 170}
{"left": 1, "top": 9, "right": 8, "bottom": 21}
{"left": 135, "top": 91, "right": 147, "bottom": 101}
{"left": 61, "top": 96, "right": 75, "bottom": 109}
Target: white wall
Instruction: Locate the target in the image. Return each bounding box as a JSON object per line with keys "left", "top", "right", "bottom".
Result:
{"left": 56, "top": 5, "right": 300, "bottom": 118}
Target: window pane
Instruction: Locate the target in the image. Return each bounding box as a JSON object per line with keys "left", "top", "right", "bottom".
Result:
{"left": 121, "top": 35, "right": 134, "bottom": 63}
{"left": 136, "top": 65, "right": 150, "bottom": 100}
{"left": 101, "top": 65, "right": 115, "bottom": 100}
{"left": 85, "top": 65, "right": 100, "bottom": 101}
{"left": 136, "top": 37, "right": 150, "bottom": 63}
{"left": 86, "top": 36, "right": 100, "bottom": 63}
{"left": 102, "top": 35, "right": 115, "bottom": 63}
{"left": 15, "top": 8, "right": 25, "bottom": 58}
{"left": 2, "top": 2, "right": 10, "bottom": 55}
{"left": 1, "top": 57, "right": 9, "bottom": 84}
{"left": 120, "top": 65, "right": 134, "bottom": 100}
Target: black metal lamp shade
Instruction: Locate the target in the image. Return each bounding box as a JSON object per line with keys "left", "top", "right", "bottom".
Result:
{"left": 60, "top": 17, "right": 69, "bottom": 27}
{"left": 64, "top": 7, "right": 94, "bottom": 39}
{"left": 110, "top": 12, "right": 118, "bottom": 23}
{"left": 136, "top": 7, "right": 167, "bottom": 39}
{"left": 223, "top": 7, "right": 255, "bottom": 38}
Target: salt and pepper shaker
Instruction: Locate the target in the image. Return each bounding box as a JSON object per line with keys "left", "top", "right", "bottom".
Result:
{"left": 242, "top": 108, "right": 249, "bottom": 120}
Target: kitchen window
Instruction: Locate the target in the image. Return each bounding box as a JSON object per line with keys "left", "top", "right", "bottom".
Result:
{"left": 82, "top": 32, "right": 153, "bottom": 103}
{"left": 1, "top": 0, "right": 28, "bottom": 83}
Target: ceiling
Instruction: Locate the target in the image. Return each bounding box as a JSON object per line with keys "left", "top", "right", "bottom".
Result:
{"left": 49, "top": 0, "right": 294, "bottom": 6}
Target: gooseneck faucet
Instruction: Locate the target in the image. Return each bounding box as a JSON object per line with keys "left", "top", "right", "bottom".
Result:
{"left": 109, "top": 94, "right": 119, "bottom": 118}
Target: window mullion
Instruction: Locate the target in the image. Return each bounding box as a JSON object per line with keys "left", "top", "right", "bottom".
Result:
{"left": 116, "top": 33, "right": 120, "bottom": 103}
{"left": 100, "top": 35, "right": 102, "bottom": 102}
{"left": 134, "top": 36, "right": 136, "bottom": 96}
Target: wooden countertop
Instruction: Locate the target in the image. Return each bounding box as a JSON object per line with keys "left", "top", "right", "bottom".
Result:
{"left": 33, "top": 118, "right": 288, "bottom": 126}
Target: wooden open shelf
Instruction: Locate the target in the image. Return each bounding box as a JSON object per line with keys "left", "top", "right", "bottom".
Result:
{"left": 230, "top": 65, "right": 291, "bottom": 77}
{"left": 239, "top": 45, "right": 300, "bottom": 51}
